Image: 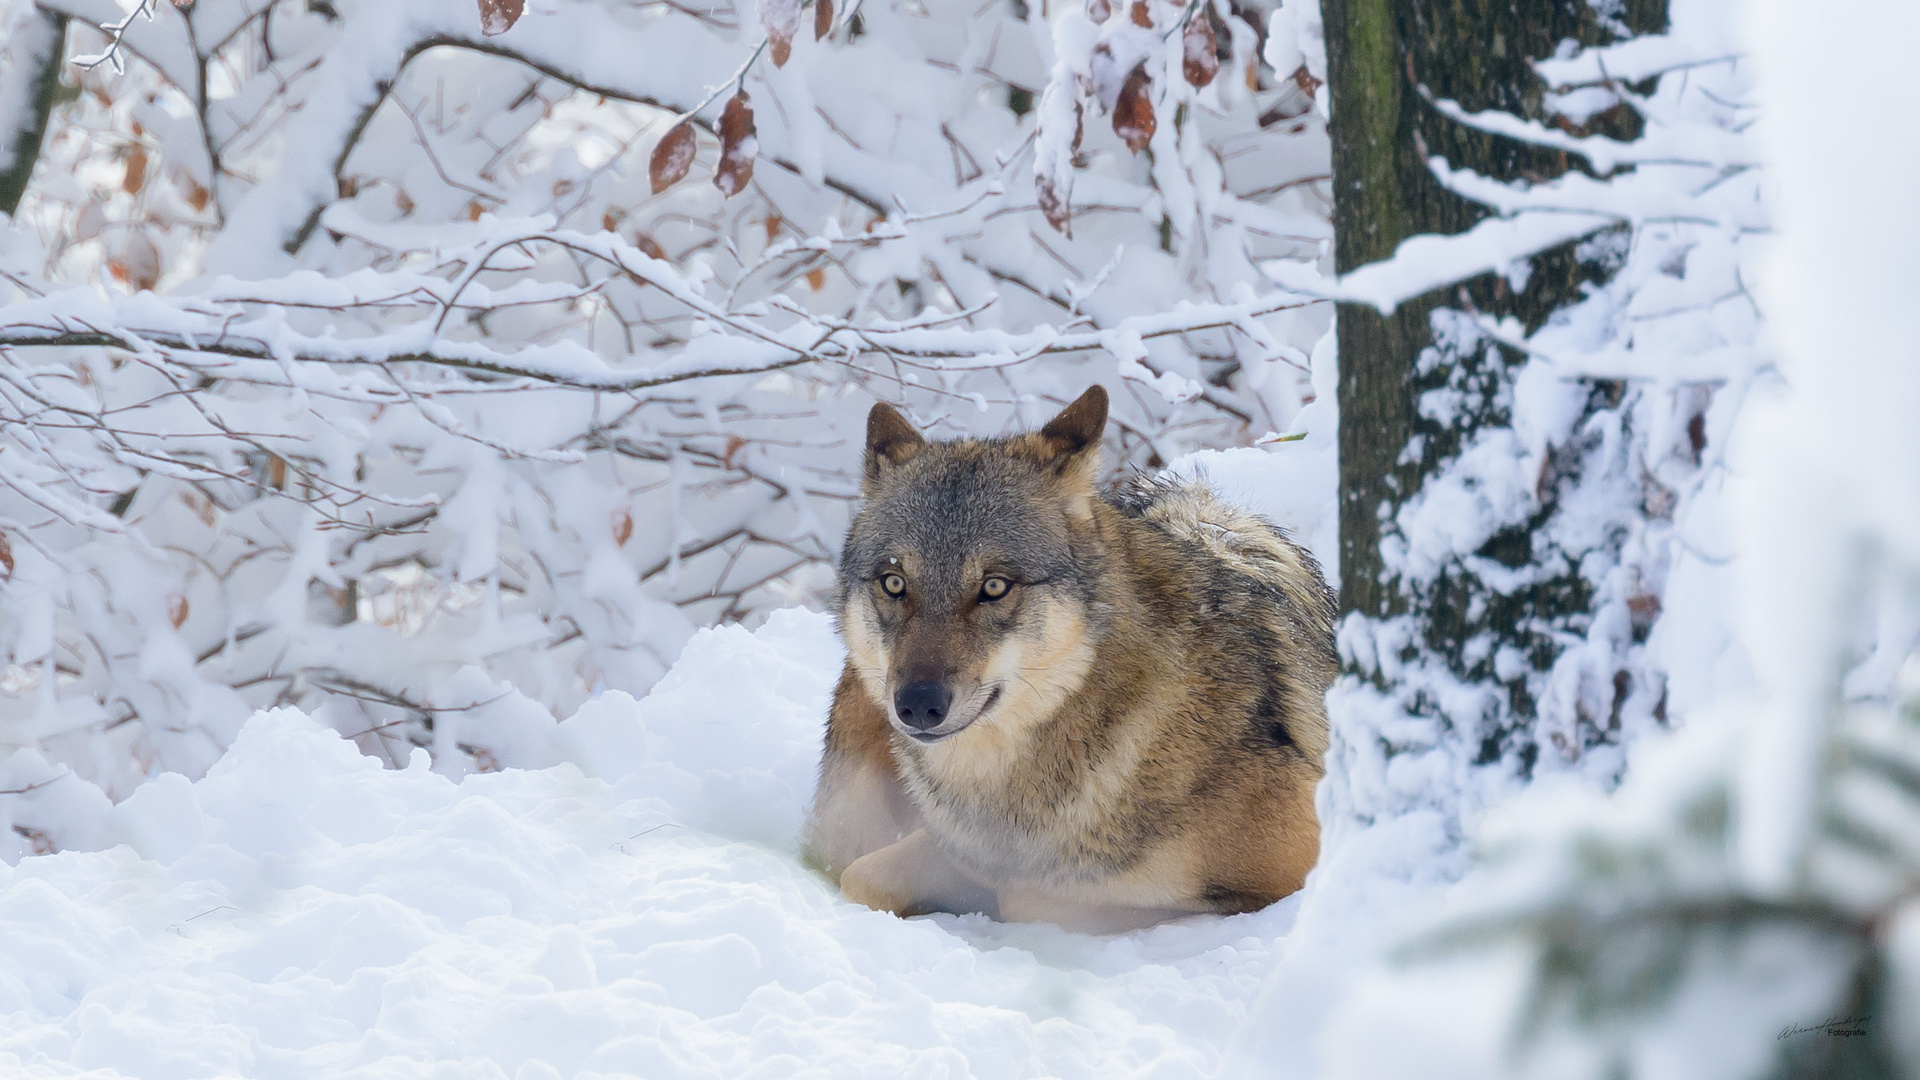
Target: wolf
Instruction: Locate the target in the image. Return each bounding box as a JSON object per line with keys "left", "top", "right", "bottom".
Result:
{"left": 803, "top": 386, "right": 1338, "bottom": 931}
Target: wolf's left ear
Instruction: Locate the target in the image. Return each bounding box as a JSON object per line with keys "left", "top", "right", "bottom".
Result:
{"left": 865, "top": 401, "right": 926, "bottom": 482}
{"left": 1038, "top": 385, "right": 1108, "bottom": 466}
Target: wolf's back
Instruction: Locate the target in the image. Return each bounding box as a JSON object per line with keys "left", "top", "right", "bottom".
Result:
{"left": 1110, "top": 474, "right": 1336, "bottom": 656}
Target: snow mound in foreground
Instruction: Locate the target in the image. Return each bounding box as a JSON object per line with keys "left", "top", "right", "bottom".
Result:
{"left": 0, "top": 609, "right": 1305, "bottom": 1079}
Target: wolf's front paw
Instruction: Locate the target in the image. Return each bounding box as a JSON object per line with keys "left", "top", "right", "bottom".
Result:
{"left": 839, "top": 849, "right": 919, "bottom": 915}
{"left": 834, "top": 828, "right": 997, "bottom": 918}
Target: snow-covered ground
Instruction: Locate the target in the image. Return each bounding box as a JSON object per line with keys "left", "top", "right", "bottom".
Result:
{"left": 0, "top": 608, "right": 1404, "bottom": 1080}
{"left": 0, "top": 399, "right": 1460, "bottom": 1079}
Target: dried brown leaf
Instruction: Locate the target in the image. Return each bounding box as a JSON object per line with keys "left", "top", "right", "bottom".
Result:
{"left": 1112, "top": 64, "right": 1156, "bottom": 153}
{"left": 168, "top": 594, "right": 189, "bottom": 629}
{"left": 633, "top": 233, "right": 668, "bottom": 261}
{"left": 612, "top": 510, "right": 633, "bottom": 547}
{"left": 805, "top": 266, "right": 826, "bottom": 290}
{"left": 814, "top": 0, "right": 833, "bottom": 40}
{"left": 1129, "top": 1, "right": 1151, "bottom": 27}
{"left": 113, "top": 233, "right": 161, "bottom": 292}
{"left": 761, "top": 0, "right": 799, "bottom": 66}
{"left": 0, "top": 531, "right": 13, "bottom": 579}
{"left": 714, "top": 90, "right": 758, "bottom": 198}
{"left": 478, "top": 0, "right": 522, "bottom": 35}
{"left": 122, "top": 144, "right": 147, "bottom": 194}
{"left": 649, "top": 122, "right": 696, "bottom": 194}
{"left": 1182, "top": 12, "right": 1218, "bottom": 87}
{"left": 182, "top": 491, "right": 216, "bottom": 526}
{"left": 1036, "top": 174, "right": 1070, "bottom": 236}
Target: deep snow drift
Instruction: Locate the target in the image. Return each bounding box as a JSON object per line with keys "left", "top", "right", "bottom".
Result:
{"left": 0, "top": 610, "right": 1339, "bottom": 1079}
{"left": 0, "top": 387, "right": 1451, "bottom": 1080}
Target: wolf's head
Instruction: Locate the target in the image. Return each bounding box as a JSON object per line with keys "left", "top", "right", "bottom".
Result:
{"left": 834, "top": 387, "right": 1111, "bottom": 746}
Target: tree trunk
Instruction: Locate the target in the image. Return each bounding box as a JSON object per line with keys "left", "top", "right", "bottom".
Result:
{"left": 0, "top": 8, "right": 67, "bottom": 216}
{"left": 1321, "top": 0, "right": 1666, "bottom": 772}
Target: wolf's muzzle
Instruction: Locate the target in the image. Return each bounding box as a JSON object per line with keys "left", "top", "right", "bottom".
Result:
{"left": 893, "top": 683, "right": 1002, "bottom": 744}
{"left": 893, "top": 681, "right": 952, "bottom": 731}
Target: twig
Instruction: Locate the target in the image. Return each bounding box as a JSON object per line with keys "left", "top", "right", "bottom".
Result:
{"left": 70, "top": 0, "right": 160, "bottom": 74}
{"left": 0, "top": 773, "right": 71, "bottom": 796}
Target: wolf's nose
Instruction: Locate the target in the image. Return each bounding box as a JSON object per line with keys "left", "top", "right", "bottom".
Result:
{"left": 894, "top": 682, "right": 952, "bottom": 730}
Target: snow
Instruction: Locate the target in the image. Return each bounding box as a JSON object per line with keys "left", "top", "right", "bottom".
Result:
{"left": 6, "top": 0, "right": 1913, "bottom": 1070}
{"left": 1734, "top": 0, "right": 1920, "bottom": 897}
{"left": 0, "top": 392, "right": 1455, "bottom": 1080}
{"left": 1306, "top": 709, "right": 1869, "bottom": 1080}
{"left": 0, "top": 607, "right": 1332, "bottom": 1079}
{"left": 1266, "top": 2, "right": 1920, "bottom": 1072}
{"left": 1265, "top": 211, "right": 1617, "bottom": 315}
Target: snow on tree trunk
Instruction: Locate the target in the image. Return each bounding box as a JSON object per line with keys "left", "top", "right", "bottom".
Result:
{"left": 1276, "top": 0, "right": 1920, "bottom": 1074}
{"left": 0, "top": 5, "right": 65, "bottom": 215}
{"left": 1319, "top": 0, "right": 1686, "bottom": 843}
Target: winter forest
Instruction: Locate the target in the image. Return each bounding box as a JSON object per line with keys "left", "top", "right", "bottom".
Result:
{"left": 0, "top": 0, "right": 1913, "bottom": 1071}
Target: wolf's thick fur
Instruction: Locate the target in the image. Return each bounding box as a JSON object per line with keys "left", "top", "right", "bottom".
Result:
{"left": 804, "top": 387, "right": 1337, "bottom": 930}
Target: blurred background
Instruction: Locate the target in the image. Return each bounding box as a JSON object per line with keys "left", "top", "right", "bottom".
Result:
{"left": 0, "top": 0, "right": 1915, "bottom": 1074}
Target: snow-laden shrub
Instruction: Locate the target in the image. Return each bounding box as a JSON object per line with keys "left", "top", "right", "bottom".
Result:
{"left": 0, "top": 0, "right": 1335, "bottom": 794}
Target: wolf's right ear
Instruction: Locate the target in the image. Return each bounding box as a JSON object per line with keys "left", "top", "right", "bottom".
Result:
{"left": 1035, "top": 387, "right": 1107, "bottom": 520}
{"left": 1038, "top": 385, "right": 1108, "bottom": 464}
{"left": 865, "top": 402, "right": 926, "bottom": 482}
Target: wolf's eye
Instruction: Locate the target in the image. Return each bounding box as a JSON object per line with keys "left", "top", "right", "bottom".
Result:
{"left": 881, "top": 573, "right": 907, "bottom": 597}
{"left": 979, "top": 576, "right": 1010, "bottom": 601}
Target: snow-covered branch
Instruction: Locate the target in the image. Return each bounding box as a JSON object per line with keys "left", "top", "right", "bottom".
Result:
{"left": 0, "top": 0, "right": 1333, "bottom": 794}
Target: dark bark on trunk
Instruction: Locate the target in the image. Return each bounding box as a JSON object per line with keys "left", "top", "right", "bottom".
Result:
{"left": 0, "top": 8, "right": 68, "bottom": 217}
{"left": 1321, "top": 0, "right": 1666, "bottom": 767}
